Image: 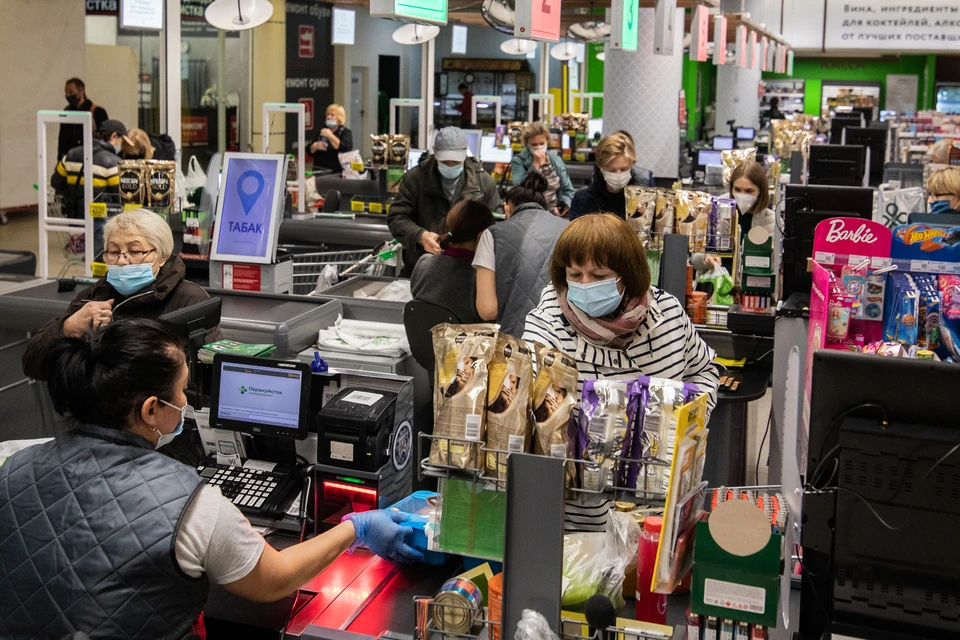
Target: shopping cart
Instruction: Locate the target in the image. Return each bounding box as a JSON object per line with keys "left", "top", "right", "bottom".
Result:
{"left": 43, "top": 186, "right": 87, "bottom": 278}
{"left": 290, "top": 240, "right": 403, "bottom": 295}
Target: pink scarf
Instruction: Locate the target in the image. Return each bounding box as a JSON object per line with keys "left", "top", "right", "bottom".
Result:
{"left": 558, "top": 288, "right": 649, "bottom": 349}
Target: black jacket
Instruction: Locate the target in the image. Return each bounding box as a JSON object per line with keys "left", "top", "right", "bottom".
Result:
{"left": 57, "top": 99, "right": 109, "bottom": 159}
{"left": 311, "top": 125, "right": 354, "bottom": 173}
{"left": 387, "top": 155, "right": 501, "bottom": 275}
{"left": 568, "top": 165, "right": 655, "bottom": 220}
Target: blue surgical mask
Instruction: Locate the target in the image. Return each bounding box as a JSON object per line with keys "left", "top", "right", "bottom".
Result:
{"left": 437, "top": 162, "right": 464, "bottom": 181}
{"left": 106, "top": 262, "right": 156, "bottom": 295}
{"left": 930, "top": 199, "right": 954, "bottom": 214}
{"left": 156, "top": 399, "right": 187, "bottom": 449}
{"left": 566, "top": 277, "right": 624, "bottom": 318}
{"left": 325, "top": 119, "right": 338, "bottom": 128}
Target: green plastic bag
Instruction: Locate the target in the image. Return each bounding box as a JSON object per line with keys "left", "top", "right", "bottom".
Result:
{"left": 699, "top": 265, "right": 735, "bottom": 306}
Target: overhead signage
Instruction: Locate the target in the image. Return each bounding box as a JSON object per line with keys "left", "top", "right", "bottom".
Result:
{"left": 332, "top": 7, "right": 355, "bottom": 45}
{"left": 120, "top": 0, "right": 163, "bottom": 30}
{"left": 824, "top": 0, "right": 960, "bottom": 51}
{"left": 452, "top": 24, "right": 468, "bottom": 54}
{"left": 690, "top": 4, "right": 709, "bottom": 62}
{"left": 712, "top": 15, "right": 727, "bottom": 65}
{"left": 515, "top": 0, "right": 562, "bottom": 42}
{"left": 610, "top": 0, "right": 639, "bottom": 52}
{"left": 736, "top": 25, "right": 747, "bottom": 67}
{"left": 654, "top": 0, "right": 677, "bottom": 56}
{"left": 370, "top": 0, "right": 447, "bottom": 26}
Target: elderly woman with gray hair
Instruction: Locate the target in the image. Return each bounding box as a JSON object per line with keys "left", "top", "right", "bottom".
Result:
{"left": 22, "top": 208, "right": 221, "bottom": 380}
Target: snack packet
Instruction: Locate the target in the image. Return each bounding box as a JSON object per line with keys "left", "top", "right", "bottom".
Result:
{"left": 634, "top": 377, "right": 701, "bottom": 496}
{"left": 721, "top": 148, "right": 757, "bottom": 186}
{"left": 389, "top": 134, "right": 410, "bottom": 167}
{"left": 118, "top": 160, "right": 146, "bottom": 207}
{"left": 675, "top": 191, "right": 711, "bottom": 252}
{"left": 146, "top": 160, "right": 176, "bottom": 210}
{"left": 653, "top": 189, "right": 675, "bottom": 245}
{"left": 624, "top": 186, "right": 657, "bottom": 247}
{"left": 430, "top": 324, "right": 499, "bottom": 470}
{"left": 940, "top": 275, "right": 960, "bottom": 321}
{"left": 484, "top": 334, "right": 534, "bottom": 480}
{"left": 370, "top": 134, "right": 389, "bottom": 168}
{"left": 578, "top": 380, "right": 640, "bottom": 492}
{"left": 710, "top": 198, "right": 736, "bottom": 251}
{"left": 532, "top": 344, "right": 579, "bottom": 486}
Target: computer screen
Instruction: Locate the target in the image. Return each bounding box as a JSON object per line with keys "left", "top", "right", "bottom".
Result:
{"left": 479, "top": 134, "right": 513, "bottom": 164}
{"left": 736, "top": 127, "right": 755, "bottom": 140}
{"left": 210, "top": 153, "right": 286, "bottom": 265}
{"left": 697, "top": 149, "right": 723, "bottom": 167}
{"left": 712, "top": 136, "right": 734, "bottom": 151}
{"left": 461, "top": 129, "right": 482, "bottom": 158}
{"left": 879, "top": 110, "right": 897, "bottom": 122}
{"left": 407, "top": 149, "right": 424, "bottom": 170}
{"left": 588, "top": 118, "right": 603, "bottom": 139}
{"left": 210, "top": 355, "right": 312, "bottom": 439}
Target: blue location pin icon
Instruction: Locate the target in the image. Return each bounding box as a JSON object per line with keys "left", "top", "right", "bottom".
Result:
{"left": 236, "top": 170, "right": 265, "bottom": 215}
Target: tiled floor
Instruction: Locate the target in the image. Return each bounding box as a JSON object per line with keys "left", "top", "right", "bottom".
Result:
{"left": 0, "top": 210, "right": 87, "bottom": 278}
{"left": 0, "top": 209, "right": 776, "bottom": 484}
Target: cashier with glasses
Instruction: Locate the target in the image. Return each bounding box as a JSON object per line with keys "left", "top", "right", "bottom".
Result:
{"left": 20, "top": 208, "right": 221, "bottom": 380}
{"left": 0, "top": 320, "right": 422, "bottom": 639}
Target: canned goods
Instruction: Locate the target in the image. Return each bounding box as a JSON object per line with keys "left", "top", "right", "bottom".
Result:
{"left": 917, "top": 349, "right": 935, "bottom": 360}
{"left": 433, "top": 578, "right": 484, "bottom": 634}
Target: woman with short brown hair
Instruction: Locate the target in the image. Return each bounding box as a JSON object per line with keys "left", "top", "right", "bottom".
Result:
{"left": 523, "top": 213, "right": 719, "bottom": 532}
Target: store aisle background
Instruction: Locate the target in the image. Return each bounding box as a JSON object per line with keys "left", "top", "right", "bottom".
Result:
{"left": 0, "top": 210, "right": 776, "bottom": 484}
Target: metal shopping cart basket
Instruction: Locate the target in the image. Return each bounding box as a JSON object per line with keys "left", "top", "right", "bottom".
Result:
{"left": 290, "top": 240, "right": 403, "bottom": 295}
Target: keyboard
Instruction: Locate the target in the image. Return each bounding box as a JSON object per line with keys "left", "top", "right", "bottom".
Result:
{"left": 197, "top": 460, "right": 301, "bottom": 520}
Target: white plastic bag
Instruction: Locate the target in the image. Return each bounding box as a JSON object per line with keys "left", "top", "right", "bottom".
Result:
{"left": 561, "top": 511, "right": 639, "bottom": 611}
{"left": 183, "top": 156, "right": 207, "bottom": 194}
{"left": 875, "top": 182, "right": 924, "bottom": 230}
{"left": 515, "top": 610, "right": 560, "bottom": 640}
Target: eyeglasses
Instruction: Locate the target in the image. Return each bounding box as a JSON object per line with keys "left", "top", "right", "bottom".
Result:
{"left": 102, "top": 248, "right": 156, "bottom": 264}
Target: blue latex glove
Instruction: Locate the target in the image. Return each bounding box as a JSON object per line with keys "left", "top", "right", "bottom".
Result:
{"left": 343, "top": 510, "right": 425, "bottom": 563}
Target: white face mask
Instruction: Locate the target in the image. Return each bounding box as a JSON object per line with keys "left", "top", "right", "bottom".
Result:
{"left": 325, "top": 118, "right": 338, "bottom": 128}
{"left": 603, "top": 170, "right": 631, "bottom": 192}
{"left": 734, "top": 193, "right": 758, "bottom": 213}
{"left": 530, "top": 144, "right": 547, "bottom": 154}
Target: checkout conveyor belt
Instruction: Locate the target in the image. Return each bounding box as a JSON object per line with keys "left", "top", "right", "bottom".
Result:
{"left": 0, "top": 279, "right": 343, "bottom": 358}
{"left": 280, "top": 215, "right": 394, "bottom": 250}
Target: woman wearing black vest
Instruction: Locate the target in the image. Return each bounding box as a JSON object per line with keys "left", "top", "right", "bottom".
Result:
{"left": 0, "top": 321, "right": 421, "bottom": 639}
{"left": 474, "top": 172, "right": 568, "bottom": 337}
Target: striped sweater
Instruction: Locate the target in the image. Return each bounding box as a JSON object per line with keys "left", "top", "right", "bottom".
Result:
{"left": 522, "top": 284, "right": 721, "bottom": 533}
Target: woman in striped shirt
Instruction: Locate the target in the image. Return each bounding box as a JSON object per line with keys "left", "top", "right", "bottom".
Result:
{"left": 522, "top": 213, "right": 720, "bottom": 532}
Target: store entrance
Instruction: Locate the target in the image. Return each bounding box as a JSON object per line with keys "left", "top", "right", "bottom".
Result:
{"left": 378, "top": 55, "right": 400, "bottom": 135}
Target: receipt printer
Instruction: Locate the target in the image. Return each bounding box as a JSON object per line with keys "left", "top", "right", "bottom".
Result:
{"left": 317, "top": 387, "right": 397, "bottom": 472}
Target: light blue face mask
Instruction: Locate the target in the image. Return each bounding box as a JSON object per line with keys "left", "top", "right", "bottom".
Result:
{"left": 437, "top": 162, "right": 464, "bottom": 180}
{"left": 106, "top": 262, "right": 156, "bottom": 296}
{"left": 566, "top": 277, "right": 624, "bottom": 318}
{"left": 930, "top": 199, "right": 955, "bottom": 214}
{"left": 156, "top": 399, "right": 187, "bottom": 449}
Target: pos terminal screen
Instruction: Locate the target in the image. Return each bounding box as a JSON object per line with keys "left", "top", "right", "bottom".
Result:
{"left": 210, "top": 153, "right": 285, "bottom": 264}
{"left": 212, "top": 359, "right": 308, "bottom": 437}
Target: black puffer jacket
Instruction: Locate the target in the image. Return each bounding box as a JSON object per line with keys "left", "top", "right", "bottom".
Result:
{"left": 568, "top": 164, "right": 656, "bottom": 220}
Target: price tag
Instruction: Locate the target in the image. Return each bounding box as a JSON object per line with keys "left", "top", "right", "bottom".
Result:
{"left": 89, "top": 202, "right": 107, "bottom": 219}
{"left": 91, "top": 262, "right": 108, "bottom": 277}
{"left": 814, "top": 251, "right": 835, "bottom": 265}
{"left": 910, "top": 260, "right": 930, "bottom": 272}
{"left": 368, "top": 202, "right": 383, "bottom": 214}
{"left": 948, "top": 263, "right": 960, "bottom": 275}
{"left": 123, "top": 203, "right": 143, "bottom": 212}
{"left": 930, "top": 262, "right": 948, "bottom": 274}
{"left": 871, "top": 257, "right": 893, "bottom": 270}
{"left": 350, "top": 200, "right": 365, "bottom": 212}
{"left": 847, "top": 255, "right": 868, "bottom": 267}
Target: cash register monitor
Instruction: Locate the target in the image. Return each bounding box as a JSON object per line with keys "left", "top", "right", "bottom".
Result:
{"left": 407, "top": 149, "right": 424, "bottom": 170}
{"left": 210, "top": 152, "right": 286, "bottom": 265}
{"left": 712, "top": 136, "right": 734, "bottom": 151}
{"left": 462, "top": 129, "right": 482, "bottom": 158}
{"left": 697, "top": 149, "right": 723, "bottom": 171}
{"left": 802, "top": 351, "right": 960, "bottom": 640}
{"left": 210, "top": 354, "right": 312, "bottom": 440}
{"left": 808, "top": 144, "right": 867, "bottom": 186}
{"left": 736, "top": 127, "right": 755, "bottom": 140}
{"left": 479, "top": 134, "right": 513, "bottom": 163}
{"left": 782, "top": 184, "right": 872, "bottom": 298}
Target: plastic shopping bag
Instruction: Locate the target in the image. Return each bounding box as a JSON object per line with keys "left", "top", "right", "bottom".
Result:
{"left": 561, "top": 511, "right": 640, "bottom": 611}
{"left": 698, "top": 264, "right": 735, "bottom": 306}
{"left": 875, "top": 182, "right": 924, "bottom": 230}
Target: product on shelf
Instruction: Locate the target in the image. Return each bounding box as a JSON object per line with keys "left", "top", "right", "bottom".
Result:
{"left": 430, "top": 324, "right": 498, "bottom": 470}
{"left": 624, "top": 186, "right": 657, "bottom": 247}
{"left": 720, "top": 148, "right": 756, "bottom": 186}
{"left": 146, "top": 160, "right": 176, "bottom": 210}
{"left": 388, "top": 134, "right": 411, "bottom": 167}
{"left": 118, "top": 160, "right": 146, "bottom": 207}
{"left": 370, "top": 134, "right": 388, "bottom": 168}
{"left": 484, "top": 333, "right": 533, "bottom": 480}
{"left": 531, "top": 344, "right": 578, "bottom": 486}
{"left": 578, "top": 380, "right": 638, "bottom": 492}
